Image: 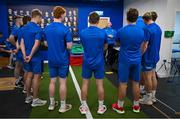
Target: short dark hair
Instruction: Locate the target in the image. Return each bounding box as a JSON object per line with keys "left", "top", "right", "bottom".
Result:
{"left": 14, "top": 15, "right": 22, "bottom": 20}
{"left": 23, "top": 15, "right": 31, "bottom": 25}
{"left": 127, "top": 8, "right": 139, "bottom": 22}
{"left": 151, "top": 11, "right": 158, "bottom": 21}
{"left": 53, "top": 6, "right": 66, "bottom": 19}
{"left": 31, "top": 9, "right": 42, "bottom": 18}
{"left": 89, "top": 12, "right": 100, "bottom": 24}
{"left": 142, "top": 12, "right": 152, "bottom": 21}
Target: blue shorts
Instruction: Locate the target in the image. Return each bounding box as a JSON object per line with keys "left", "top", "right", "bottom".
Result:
{"left": 49, "top": 64, "right": 69, "bottom": 78}
{"left": 141, "top": 63, "right": 156, "bottom": 72}
{"left": 118, "top": 63, "right": 141, "bottom": 83}
{"left": 16, "top": 51, "right": 23, "bottom": 63}
{"left": 24, "top": 60, "right": 43, "bottom": 74}
{"left": 82, "top": 63, "right": 105, "bottom": 79}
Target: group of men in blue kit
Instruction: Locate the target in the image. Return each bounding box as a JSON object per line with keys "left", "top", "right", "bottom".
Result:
{"left": 2, "top": 6, "right": 162, "bottom": 115}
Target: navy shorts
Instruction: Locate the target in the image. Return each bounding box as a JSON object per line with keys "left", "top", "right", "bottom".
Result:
{"left": 16, "top": 51, "right": 23, "bottom": 63}
{"left": 141, "top": 63, "right": 156, "bottom": 72}
{"left": 118, "top": 62, "right": 141, "bottom": 83}
{"left": 49, "top": 64, "right": 69, "bottom": 79}
{"left": 24, "top": 60, "right": 43, "bottom": 74}
{"left": 82, "top": 63, "right": 105, "bottom": 79}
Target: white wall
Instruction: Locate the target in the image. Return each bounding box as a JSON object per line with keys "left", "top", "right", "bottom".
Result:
{"left": 174, "top": 12, "right": 180, "bottom": 35}
{"left": 173, "top": 11, "right": 180, "bottom": 58}
{"left": 123, "top": 0, "right": 180, "bottom": 77}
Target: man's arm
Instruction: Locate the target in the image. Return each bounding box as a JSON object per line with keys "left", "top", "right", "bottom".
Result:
{"left": 12, "top": 41, "right": 20, "bottom": 54}
{"left": 44, "top": 41, "right": 48, "bottom": 47}
{"left": 65, "top": 30, "right": 73, "bottom": 50}
{"left": 0, "top": 48, "right": 12, "bottom": 53}
{"left": 20, "top": 38, "right": 26, "bottom": 59}
{"left": 8, "top": 35, "right": 16, "bottom": 46}
{"left": 28, "top": 40, "right": 41, "bottom": 59}
{"left": 104, "top": 43, "right": 108, "bottom": 50}
{"left": 67, "top": 42, "right": 72, "bottom": 50}
{"left": 141, "top": 41, "right": 148, "bottom": 54}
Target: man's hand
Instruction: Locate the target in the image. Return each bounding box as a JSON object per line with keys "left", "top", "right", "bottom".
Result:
{"left": 25, "top": 55, "right": 32, "bottom": 63}
{"left": 12, "top": 49, "right": 18, "bottom": 54}
{"left": 9, "top": 50, "right": 13, "bottom": 54}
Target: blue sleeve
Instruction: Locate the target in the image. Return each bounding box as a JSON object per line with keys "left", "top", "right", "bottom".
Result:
{"left": 144, "top": 28, "right": 150, "bottom": 42}
{"left": 113, "top": 30, "right": 117, "bottom": 40}
{"left": 17, "top": 29, "right": 23, "bottom": 44}
{"left": 35, "top": 29, "right": 43, "bottom": 41}
{"left": 42, "top": 29, "right": 47, "bottom": 41}
{"left": 116, "top": 29, "right": 121, "bottom": 42}
{"left": 104, "top": 31, "right": 108, "bottom": 44}
{"left": 11, "top": 27, "right": 18, "bottom": 36}
{"left": 65, "top": 29, "right": 73, "bottom": 43}
{"left": 79, "top": 31, "right": 83, "bottom": 44}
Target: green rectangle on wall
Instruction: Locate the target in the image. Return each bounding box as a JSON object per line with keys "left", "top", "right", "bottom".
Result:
{"left": 164, "top": 31, "right": 174, "bottom": 38}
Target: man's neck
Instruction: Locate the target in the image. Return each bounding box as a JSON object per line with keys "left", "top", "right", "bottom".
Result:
{"left": 148, "top": 20, "right": 154, "bottom": 25}
{"left": 90, "top": 24, "right": 97, "bottom": 27}
{"left": 15, "top": 23, "right": 21, "bottom": 27}
{"left": 127, "top": 20, "right": 136, "bottom": 25}
{"left": 127, "top": 22, "right": 136, "bottom": 25}
{"left": 54, "top": 18, "right": 62, "bottom": 23}
{"left": 31, "top": 19, "right": 38, "bottom": 24}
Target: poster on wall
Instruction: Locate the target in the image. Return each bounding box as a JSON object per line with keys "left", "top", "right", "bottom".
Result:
{"left": 8, "top": 5, "right": 78, "bottom": 38}
{"left": 88, "top": 17, "right": 110, "bottom": 29}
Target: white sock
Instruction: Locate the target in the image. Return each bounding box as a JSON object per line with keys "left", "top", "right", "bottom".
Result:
{"left": 60, "top": 100, "right": 66, "bottom": 108}
{"left": 152, "top": 90, "right": 156, "bottom": 98}
{"left": 81, "top": 100, "right": 87, "bottom": 107}
{"left": 147, "top": 92, "right": 152, "bottom": 99}
{"left": 98, "top": 100, "right": 104, "bottom": 107}
{"left": 50, "top": 97, "right": 55, "bottom": 104}
{"left": 118, "top": 100, "right": 124, "bottom": 107}
{"left": 133, "top": 100, "right": 139, "bottom": 106}
{"left": 140, "top": 85, "right": 144, "bottom": 91}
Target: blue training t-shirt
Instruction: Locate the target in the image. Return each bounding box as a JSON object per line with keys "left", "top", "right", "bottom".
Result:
{"left": 104, "top": 27, "right": 117, "bottom": 45}
{"left": 21, "top": 22, "right": 43, "bottom": 61}
{"left": 17, "top": 27, "right": 24, "bottom": 45}
{"left": 117, "top": 24, "right": 145, "bottom": 64}
{"left": 142, "top": 23, "right": 162, "bottom": 64}
{"left": 136, "top": 16, "right": 146, "bottom": 29}
{"left": 7, "top": 25, "right": 20, "bottom": 50}
{"left": 11, "top": 25, "right": 20, "bottom": 40}
{"left": 44, "top": 22, "right": 72, "bottom": 66}
{"left": 80, "top": 26, "right": 107, "bottom": 69}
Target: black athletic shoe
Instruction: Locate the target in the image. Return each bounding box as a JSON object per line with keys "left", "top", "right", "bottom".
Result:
{"left": 15, "top": 81, "right": 24, "bottom": 88}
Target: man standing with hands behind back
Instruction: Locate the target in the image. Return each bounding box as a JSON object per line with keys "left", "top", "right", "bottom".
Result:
{"left": 21, "top": 9, "right": 47, "bottom": 107}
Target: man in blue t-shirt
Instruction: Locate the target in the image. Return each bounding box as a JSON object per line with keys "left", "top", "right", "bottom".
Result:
{"left": 79, "top": 12, "right": 108, "bottom": 115}
{"left": 112, "top": 8, "right": 146, "bottom": 114}
{"left": 20, "top": 9, "right": 47, "bottom": 107}
{"left": 104, "top": 22, "right": 117, "bottom": 73}
{"left": 7, "top": 15, "right": 24, "bottom": 87}
{"left": 140, "top": 12, "right": 162, "bottom": 105}
{"left": 17, "top": 15, "right": 31, "bottom": 93}
{"left": 44, "top": 6, "right": 73, "bottom": 113}
{"left": 136, "top": 16, "right": 147, "bottom": 94}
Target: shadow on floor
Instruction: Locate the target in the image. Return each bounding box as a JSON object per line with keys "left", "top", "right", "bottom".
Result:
{"left": 105, "top": 65, "right": 180, "bottom": 118}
